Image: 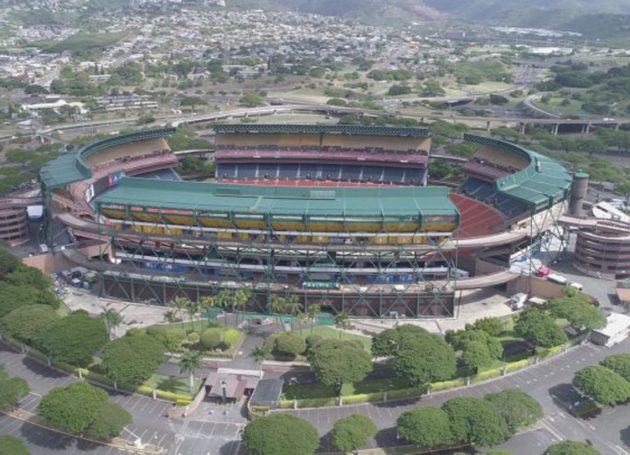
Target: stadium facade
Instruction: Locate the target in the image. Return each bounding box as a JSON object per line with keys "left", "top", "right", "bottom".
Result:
{"left": 40, "top": 124, "right": 581, "bottom": 317}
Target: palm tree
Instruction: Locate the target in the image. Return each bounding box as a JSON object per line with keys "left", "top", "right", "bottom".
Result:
{"left": 267, "top": 294, "right": 286, "bottom": 325}
{"left": 171, "top": 296, "right": 189, "bottom": 328}
{"left": 179, "top": 350, "right": 202, "bottom": 393}
{"left": 102, "top": 309, "right": 123, "bottom": 339}
{"left": 250, "top": 346, "right": 267, "bottom": 374}
{"left": 198, "top": 295, "right": 216, "bottom": 328}
{"left": 186, "top": 300, "right": 201, "bottom": 332}
{"left": 334, "top": 312, "right": 349, "bottom": 339}
{"left": 232, "top": 289, "right": 251, "bottom": 326}
{"left": 164, "top": 309, "right": 178, "bottom": 324}
{"left": 215, "top": 289, "right": 234, "bottom": 326}
{"left": 306, "top": 304, "right": 321, "bottom": 334}
{"left": 296, "top": 311, "right": 308, "bottom": 335}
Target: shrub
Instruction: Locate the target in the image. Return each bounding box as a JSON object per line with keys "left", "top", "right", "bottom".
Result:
{"left": 223, "top": 328, "right": 241, "bottom": 347}
{"left": 274, "top": 333, "right": 306, "bottom": 357}
{"left": 544, "top": 441, "right": 600, "bottom": 455}
{"left": 200, "top": 328, "right": 223, "bottom": 350}
{"left": 484, "top": 389, "right": 543, "bottom": 434}
{"left": 187, "top": 332, "right": 200, "bottom": 344}
{"left": 305, "top": 335, "right": 323, "bottom": 354}
{"left": 331, "top": 414, "right": 377, "bottom": 452}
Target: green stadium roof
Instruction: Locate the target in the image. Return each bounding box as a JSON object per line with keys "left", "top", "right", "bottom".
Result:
{"left": 214, "top": 123, "right": 431, "bottom": 138}
{"left": 465, "top": 134, "right": 573, "bottom": 211}
{"left": 40, "top": 128, "right": 175, "bottom": 191}
{"left": 95, "top": 178, "right": 457, "bottom": 222}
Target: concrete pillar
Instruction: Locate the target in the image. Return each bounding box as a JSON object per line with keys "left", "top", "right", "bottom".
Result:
{"left": 520, "top": 123, "right": 526, "bottom": 135}
{"left": 466, "top": 376, "right": 471, "bottom": 386}
{"left": 426, "top": 384, "right": 431, "bottom": 396}
{"left": 552, "top": 124, "right": 559, "bottom": 135}
{"left": 585, "top": 123, "right": 591, "bottom": 134}
{"left": 152, "top": 390, "right": 157, "bottom": 400}
{"left": 486, "top": 120, "right": 491, "bottom": 132}
{"left": 615, "top": 123, "right": 621, "bottom": 131}
{"left": 293, "top": 400, "right": 297, "bottom": 410}
{"left": 339, "top": 396, "right": 343, "bottom": 407}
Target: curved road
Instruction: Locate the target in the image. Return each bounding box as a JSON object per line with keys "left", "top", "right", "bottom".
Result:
{"left": 282, "top": 338, "right": 630, "bottom": 455}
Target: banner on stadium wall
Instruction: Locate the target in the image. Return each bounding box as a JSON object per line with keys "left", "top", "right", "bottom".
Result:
{"left": 424, "top": 216, "right": 455, "bottom": 223}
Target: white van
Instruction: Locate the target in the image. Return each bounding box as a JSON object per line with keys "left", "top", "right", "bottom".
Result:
{"left": 510, "top": 293, "right": 528, "bottom": 310}
{"left": 569, "top": 282, "right": 584, "bottom": 292}
{"left": 547, "top": 273, "right": 568, "bottom": 285}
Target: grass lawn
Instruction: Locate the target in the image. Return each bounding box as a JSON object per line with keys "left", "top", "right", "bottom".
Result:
{"left": 145, "top": 373, "right": 201, "bottom": 397}
{"left": 283, "top": 373, "right": 412, "bottom": 400}
{"left": 303, "top": 326, "right": 372, "bottom": 352}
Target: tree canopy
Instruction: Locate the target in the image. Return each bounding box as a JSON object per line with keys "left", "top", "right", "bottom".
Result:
{"left": 330, "top": 414, "right": 377, "bottom": 452}
{"left": 446, "top": 329, "right": 502, "bottom": 373}
{"left": 101, "top": 333, "right": 165, "bottom": 388}
{"left": 308, "top": 339, "right": 372, "bottom": 396}
{"left": 484, "top": 389, "right": 543, "bottom": 434}
{"left": 0, "top": 435, "right": 29, "bottom": 455}
{"left": 0, "top": 304, "right": 59, "bottom": 347}
{"left": 600, "top": 354, "right": 630, "bottom": 382}
{"left": 0, "top": 365, "right": 29, "bottom": 409}
{"left": 39, "top": 310, "right": 109, "bottom": 367}
{"left": 397, "top": 406, "right": 454, "bottom": 449}
{"left": 242, "top": 413, "right": 319, "bottom": 455}
{"left": 373, "top": 325, "right": 456, "bottom": 385}
{"left": 38, "top": 382, "right": 109, "bottom": 433}
{"left": 544, "top": 441, "right": 601, "bottom": 455}
{"left": 514, "top": 309, "right": 568, "bottom": 348}
{"left": 274, "top": 333, "right": 306, "bottom": 357}
{"left": 547, "top": 294, "right": 606, "bottom": 331}
{"left": 85, "top": 402, "right": 132, "bottom": 440}
{"left": 441, "top": 397, "right": 509, "bottom": 447}
{"left": 573, "top": 365, "right": 630, "bottom": 406}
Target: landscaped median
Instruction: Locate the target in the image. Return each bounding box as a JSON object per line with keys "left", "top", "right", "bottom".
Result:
{"left": 0, "top": 333, "right": 194, "bottom": 406}
{"left": 277, "top": 344, "right": 568, "bottom": 410}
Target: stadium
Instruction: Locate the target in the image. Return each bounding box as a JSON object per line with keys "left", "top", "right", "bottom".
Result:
{"left": 38, "top": 123, "right": 587, "bottom": 318}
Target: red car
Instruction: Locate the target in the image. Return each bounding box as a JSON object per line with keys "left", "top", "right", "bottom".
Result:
{"left": 536, "top": 266, "right": 550, "bottom": 277}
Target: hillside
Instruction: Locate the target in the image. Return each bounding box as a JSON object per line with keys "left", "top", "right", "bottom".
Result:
{"left": 229, "top": 0, "right": 630, "bottom": 39}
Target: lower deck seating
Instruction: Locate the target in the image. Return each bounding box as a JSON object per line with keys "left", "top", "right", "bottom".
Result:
{"left": 216, "top": 163, "right": 426, "bottom": 186}
{"left": 449, "top": 193, "right": 506, "bottom": 238}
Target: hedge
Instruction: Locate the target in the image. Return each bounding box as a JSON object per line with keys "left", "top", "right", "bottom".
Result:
{"left": 505, "top": 359, "right": 530, "bottom": 372}
{"left": 431, "top": 378, "right": 466, "bottom": 392}
{"left": 471, "top": 367, "right": 503, "bottom": 383}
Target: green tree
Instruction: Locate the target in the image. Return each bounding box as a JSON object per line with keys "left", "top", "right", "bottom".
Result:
{"left": 179, "top": 350, "right": 201, "bottom": 392}
{"left": 0, "top": 246, "right": 20, "bottom": 275}
{"left": 544, "top": 441, "right": 600, "bottom": 455}
{"left": 242, "top": 413, "right": 319, "bottom": 455}
{"left": 331, "top": 414, "right": 377, "bottom": 453}
{"left": 250, "top": 346, "right": 268, "bottom": 373}
{"left": 86, "top": 402, "right": 132, "bottom": 440}
{"left": 239, "top": 91, "right": 264, "bottom": 107}
{"left": 180, "top": 96, "right": 206, "bottom": 112}
{"left": 101, "top": 333, "right": 165, "bottom": 388}
{"left": 38, "top": 382, "right": 108, "bottom": 433}
{"left": 0, "top": 304, "right": 59, "bottom": 347}
{"left": 573, "top": 365, "right": 630, "bottom": 406}
{"left": 547, "top": 295, "right": 606, "bottom": 331}
{"left": 471, "top": 317, "right": 504, "bottom": 337}
{"left": 0, "top": 435, "right": 29, "bottom": 455}
{"left": 601, "top": 353, "right": 630, "bottom": 382}
{"left": 308, "top": 339, "right": 372, "bottom": 396}
{"left": 397, "top": 406, "right": 454, "bottom": 449}
{"left": 274, "top": 333, "right": 306, "bottom": 357}
{"left": 461, "top": 341, "right": 494, "bottom": 374}
{"left": 514, "top": 309, "right": 567, "bottom": 348}
{"left": 484, "top": 389, "right": 543, "bottom": 434}
{"left": 334, "top": 312, "right": 350, "bottom": 339}
{"left": 0, "top": 366, "right": 29, "bottom": 409}
{"left": 102, "top": 308, "right": 123, "bottom": 340}
{"left": 40, "top": 311, "right": 108, "bottom": 367}
{"left": 171, "top": 296, "right": 189, "bottom": 328}
{"left": 442, "top": 397, "right": 509, "bottom": 447}
{"left": 306, "top": 304, "right": 321, "bottom": 334}
{"left": 200, "top": 328, "right": 223, "bottom": 350}
{"left": 373, "top": 325, "right": 456, "bottom": 385}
